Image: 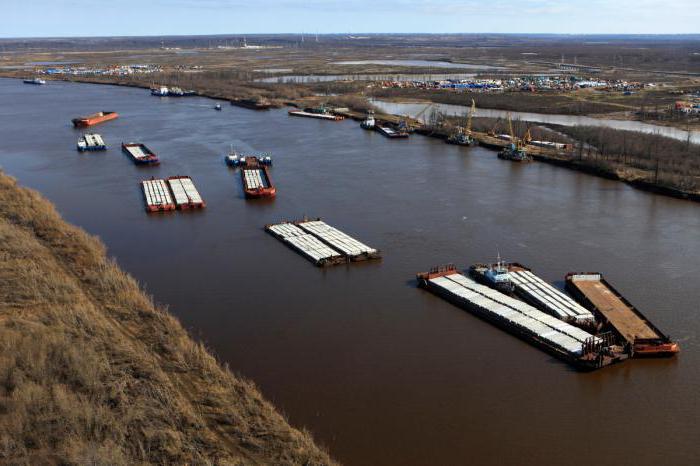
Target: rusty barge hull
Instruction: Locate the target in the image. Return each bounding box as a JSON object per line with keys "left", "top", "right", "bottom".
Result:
{"left": 565, "top": 273, "right": 679, "bottom": 357}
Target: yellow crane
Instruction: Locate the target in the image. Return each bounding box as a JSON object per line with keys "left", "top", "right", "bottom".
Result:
{"left": 464, "top": 99, "right": 476, "bottom": 137}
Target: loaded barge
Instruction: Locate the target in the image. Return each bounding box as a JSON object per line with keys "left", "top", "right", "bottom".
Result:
{"left": 77, "top": 133, "right": 107, "bottom": 152}
{"left": 121, "top": 143, "right": 160, "bottom": 166}
{"left": 288, "top": 107, "right": 345, "bottom": 121}
{"left": 141, "top": 178, "right": 176, "bottom": 212}
{"left": 470, "top": 262, "right": 596, "bottom": 329}
{"left": 239, "top": 157, "right": 276, "bottom": 199}
{"left": 72, "top": 111, "right": 118, "bottom": 128}
{"left": 266, "top": 219, "right": 380, "bottom": 267}
{"left": 565, "top": 273, "right": 680, "bottom": 357}
{"left": 167, "top": 176, "right": 206, "bottom": 209}
{"left": 418, "top": 265, "right": 624, "bottom": 370}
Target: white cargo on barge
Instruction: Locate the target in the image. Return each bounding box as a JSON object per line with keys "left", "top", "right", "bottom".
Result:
{"left": 77, "top": 133, "right": 107, "bottom": 151}
{"left": 266, "top": 222, "right": 342, "bottom": 266}
{"left": 509, "top": 269, "right": 595, "bottom": 324}
{"left": 425, "top": 271, "right": 601, "bottom": 356}
{"left": 298, "top": 220, "right": 378, "bottom": 259}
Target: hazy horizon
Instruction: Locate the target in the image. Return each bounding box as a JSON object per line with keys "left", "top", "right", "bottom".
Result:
{"left": 2, "top": 0, "right": 699, "bottom": 38}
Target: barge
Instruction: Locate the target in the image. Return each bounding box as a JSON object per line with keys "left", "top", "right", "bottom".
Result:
{"left": 231, "top": 98, "right": 272, "bottom": 110}
{"left": 167, "top": 176, "right": 206, "bottom": 209}
{"left": 470, "top": 262, "right": 596, "bottom": 328}
{"left": 418, "top": 265, "right": 625, "bottom": 371}
{"left": 141, "top": 178, "right": 176, "bottom": 212}
{"left": 376, "top": 124, "right": 409, "bottom": 139}
{"left": 77, "top": 133, "right": 107, "bottom": 152}
{"left": 240, "top": 162, "right": 276, "bottom": 198}
{"left": 565, "top": 273, "right": 680, "bottom": 357}
{"left": 266, "top": 219, "right": 381, "bottom": 267}
{"left": 121, "top": 143, "right": 160, "bottom": 166}
{"left": 72, "top": 111, "right": 118, "bottom": 128}
{"left": 266, "top": 222, "right": 345, "bottom": 266}
{"left": 288, "top": 108, "right": 344, "bottom": 121}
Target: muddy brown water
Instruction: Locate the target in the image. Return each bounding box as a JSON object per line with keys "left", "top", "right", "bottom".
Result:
{"left": 1, "top": 79, "right": 698, "bottom": 466}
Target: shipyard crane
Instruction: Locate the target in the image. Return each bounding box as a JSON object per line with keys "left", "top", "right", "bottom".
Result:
{"left": 506, "top": 112, "right": 523, "bottom": 149}
{"left": 464, "top": 99, "right": 476, "bottom": 137}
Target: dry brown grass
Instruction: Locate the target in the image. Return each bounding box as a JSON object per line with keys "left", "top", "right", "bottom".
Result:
{"left": 0, "top": 172, "right": 336, "bottom": 465}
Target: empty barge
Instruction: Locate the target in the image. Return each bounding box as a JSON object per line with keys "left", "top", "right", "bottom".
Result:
{"left": 418, "top": 265, "right": 624, "bottom": 370}
{"left": 470, "top": 262, "right": 596, "bottom": 328}
{"left": 122, "top": 143, "right": 160, "bottom": 166}
{"left": 376, "top": 125, "right": 409, "bottom": 138}
{"left": 167, "top": 176, "right": 206, "bottom": 209}
{"left": 565, "top": 273, "right": 680, "bottom": 357}
{"left": 266, "top": 219, "right": 380, "bottom": 267}
{"left": 72, "top": 111, "right": 118, "bottom": 127}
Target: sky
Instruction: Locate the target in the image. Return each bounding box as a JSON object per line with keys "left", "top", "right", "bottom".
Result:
{"left": 1, "top": 0, "right": 699, "bottom": 38}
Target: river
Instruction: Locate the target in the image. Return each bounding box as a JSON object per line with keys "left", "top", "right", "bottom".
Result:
{"left": 372, "top": 99, "right": 700, "bottom": 144}
{"left": 0, "top": 79, "right": 698, "bottom": 466}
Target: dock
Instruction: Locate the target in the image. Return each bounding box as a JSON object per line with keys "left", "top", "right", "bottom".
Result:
{"left": 141, "top": 178, "right": 176, "bottom": 212}
{"left": 167, "top": 176, "right": 206, "bottom": 209}
{"left": 266, "top": 219, "right": 381, "bottom": 266}
{"left": 418, "top": 266, "right": 624, "bottom": 370}
{"left": 565, "top": 273, "right": 679, "bottom": 357}
{"left": 508, "top": 266, "right": 596, "bottom": 326}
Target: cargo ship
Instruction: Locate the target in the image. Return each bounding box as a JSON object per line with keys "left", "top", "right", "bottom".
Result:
{"left": 471, "top": 262, "right": 596, "bottom": 329}
{"left": 239, "top": 158, "right": 275, "bottom": 198}
{"left": 72, "top": 111, "right": 119, "bottom": 128}
{"left": 23, "top": 77, "right": 46, "bottom": 85}
{"left": 565, "top": 273, "right": 680, "bottom": 357}
{"left": 231, "top": 97, "right": 272, "bottom": 110}
{"left": 121, "top": 143, "right": 160, "bottom": 166}
{"left": 288, "top": 106, "right": 344, "bottom": 121}
{"left": 417, "top": 265, "right": 625, "bottom": 371}
{"left": 141, "top": 178, "right": 176, "bottom": 212}
{"left": 77, "top": 133, "right": 107, "bottom": 152}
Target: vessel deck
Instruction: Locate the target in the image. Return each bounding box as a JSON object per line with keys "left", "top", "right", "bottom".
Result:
{"left": 573, "top": 280, "right": 659, "bottom": 341}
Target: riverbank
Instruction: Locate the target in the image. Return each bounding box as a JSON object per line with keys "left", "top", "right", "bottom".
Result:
{"left": 0, "top": 172, "right": 334, "bottom": 465}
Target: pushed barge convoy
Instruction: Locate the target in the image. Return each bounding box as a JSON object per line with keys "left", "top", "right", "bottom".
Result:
{"left": 266, "top": 219, "right": 381, "bottom": 267}
{"left": 471, "top": 262, "right": 596, "bottom": 328}
{"left": 72, "top": 111, "right": 119, "bottom": 128}
{"left": 565, "top": 273, "right": 680, "bottom": 357}
{"left": 418, "top": 265, "right": 624, "bottom": 370}
{"left": 121, "top": 143, "right": 160, "bottom": 166}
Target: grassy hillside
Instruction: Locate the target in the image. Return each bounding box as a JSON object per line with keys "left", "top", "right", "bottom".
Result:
{"left": 0, "top": 172, "right": 335, "bottom": 465}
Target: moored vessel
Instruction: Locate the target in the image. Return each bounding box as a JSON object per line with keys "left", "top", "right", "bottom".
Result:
{"left": 23, "top": 77, "right": 46, "bottom": 85}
